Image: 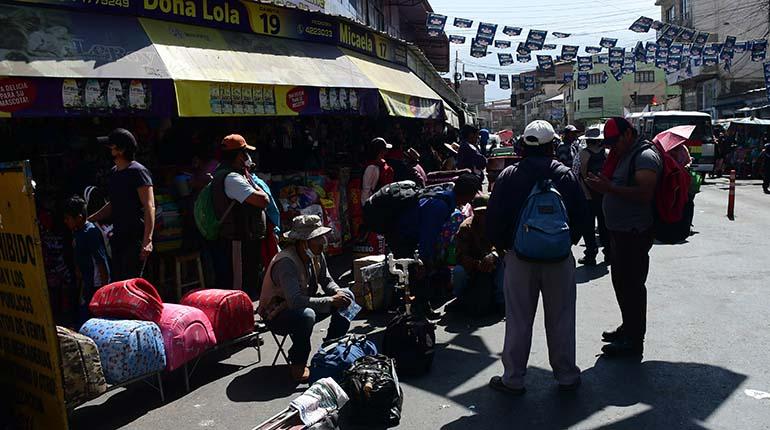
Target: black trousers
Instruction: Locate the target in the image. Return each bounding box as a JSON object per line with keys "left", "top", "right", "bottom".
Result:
{"left": 110, "top": 237, "right": 142, "bottom": 281}
{"left": 216, "top": 239, "right": 262, "bottom": 299}
{"left": 583, "top": 196, "right": 610, "bottom": 258}
{"left": 609, "top": 229, "right": 654, "bottom": 343}
{"left": 763, "top": 169, "right": 770, "bottom": 192}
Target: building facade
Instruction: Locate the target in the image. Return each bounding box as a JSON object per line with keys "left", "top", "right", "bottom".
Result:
{"left": 511, "top": 62, "right": 574, "bottom": 132}
{"left": 656, "top": 0, "right": 770, "bottom": 117}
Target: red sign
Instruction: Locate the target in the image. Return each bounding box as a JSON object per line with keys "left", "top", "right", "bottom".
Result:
{"left": 286, "top": 87, "right": 308, "bottom": 112}
{"left": 0, "top": 78, "right": 37, "bottom": 112}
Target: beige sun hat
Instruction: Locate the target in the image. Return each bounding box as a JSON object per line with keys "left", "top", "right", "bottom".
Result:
{"left": 283, "top": 215, "right": 332, "bottom": 241}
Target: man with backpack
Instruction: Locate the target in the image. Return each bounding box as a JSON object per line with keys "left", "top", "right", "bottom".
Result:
{"left": 585, "top": 117, "right": 662, "bottom": 358}
{"left": 486, "top": 120, "right": 587, "bottom": 395}
{"left": 577, "top": 126, "right": 610, "bottom": 265}
{"left": 212, "top": 134, "right": 270, "bottom": 294}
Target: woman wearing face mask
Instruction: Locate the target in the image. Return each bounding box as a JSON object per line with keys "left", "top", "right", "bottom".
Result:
{"left": 258, "top": 215, "right": 356, "bottom": 383}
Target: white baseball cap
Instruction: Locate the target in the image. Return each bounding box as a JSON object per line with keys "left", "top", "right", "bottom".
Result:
{"left": 523, "top": 120, "right": 556, "bottom": 146}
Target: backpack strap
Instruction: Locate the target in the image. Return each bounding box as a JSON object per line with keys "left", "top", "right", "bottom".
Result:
{"left": 626, "top": 142, "right": 654, "bottom": 186}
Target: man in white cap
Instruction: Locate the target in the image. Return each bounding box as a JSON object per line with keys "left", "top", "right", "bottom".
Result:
{"left": 258, "top": 215, "right": 355, "bottom": 383}
{"left": 486, "top": 120, "right": 587, "bottom": 395}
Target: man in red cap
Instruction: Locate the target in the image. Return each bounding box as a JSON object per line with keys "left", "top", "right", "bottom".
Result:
{"left": 585, "top": 117, "right": 661, "bottom": 358}
{"left": 212, "top": 134, "right": 269, "bottom": 294}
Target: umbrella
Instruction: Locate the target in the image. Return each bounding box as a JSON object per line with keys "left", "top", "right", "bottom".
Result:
{"left": 653, "top": 125, "right": 696, "bottom": 152}
{"left": 496, "top": 129, "right": 514, "bottom": 142}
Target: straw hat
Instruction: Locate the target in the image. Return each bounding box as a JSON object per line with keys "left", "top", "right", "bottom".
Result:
{"left": 283, "top": 215, "right": 331, "bottom": 241}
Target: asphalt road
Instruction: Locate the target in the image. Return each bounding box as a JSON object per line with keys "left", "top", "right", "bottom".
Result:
{"left": 70, "top": 178, "right": 770, "bottom": 430}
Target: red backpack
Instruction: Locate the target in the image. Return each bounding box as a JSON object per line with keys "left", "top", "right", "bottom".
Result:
{"left": 629, "top": 140, "right": 692, "bottom": 243}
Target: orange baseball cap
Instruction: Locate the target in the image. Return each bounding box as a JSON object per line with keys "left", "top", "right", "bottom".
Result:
{"left": 221, "top": 134, "right": 255, "bottom": 151}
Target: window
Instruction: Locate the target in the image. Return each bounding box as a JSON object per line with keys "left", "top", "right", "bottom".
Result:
{"left": 577, "top": 100, "right": 580, "bottom": 111}
{"left": 635, "top": 71, "right": 655, "bottom": 83}
{"left": 588, "top": 97, "right": 603, "bottom": 109}
{"left": 666, "top": 6, "right": 676, "bottom": 23}
{"left": 365, "top": 0, "right": 385, "bottom": 32}
{"left": 634, "top": 94, "right": 655, "bottom": 105}
{"left": 589, "top": 73, "right": 604, "bottom": 85}
{"left": 680, "top": 0, "right": 689, "bottom": 20}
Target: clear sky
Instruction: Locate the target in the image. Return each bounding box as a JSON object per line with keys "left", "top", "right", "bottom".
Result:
{"left": 428, "top": 0, "right": 661, "bottom": 101}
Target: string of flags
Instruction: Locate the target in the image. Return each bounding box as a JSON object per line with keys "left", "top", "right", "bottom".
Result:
{"left": 428, "top": 12, "right": 770, "bottom": 90}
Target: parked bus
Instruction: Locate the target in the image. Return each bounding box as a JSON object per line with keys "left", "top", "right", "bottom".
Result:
{"left": 635, "top": 111, "right": 716, "bottom": 173}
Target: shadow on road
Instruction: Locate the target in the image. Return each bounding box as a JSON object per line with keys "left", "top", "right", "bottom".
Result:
{"left": 227, "top": 364, "right": 305, "bottom": 402}
{"left": 439, "top": 359, "right": 746, "bottom": 430}
{"left": 576, "top": 264, "right": 610, "bottom": 284}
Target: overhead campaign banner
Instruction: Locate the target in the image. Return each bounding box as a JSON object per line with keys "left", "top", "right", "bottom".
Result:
{"left": 174, "top": 81, "right": 379, "bottom": 117}
{"left": 10, "top": 0, "right": 407, "bottom": 66}
{"left": 629, "top": 16, "right": 653, "bottom": 33}
{"left": 764, "top": 62, "right": 770, "bottom": 102}
{"left": 525, "top": 30, "right": 547, "bottom": 51}
{"left": 537, "top": 55, "right": 553, "bottom": 70}
{"left": 494, "top": 40, "right": 512, "bottom": 49}
{"left": 578, "top": 56, "right": 593, "bottom": 71}
{"left": 517, "top": 54, "right": 531, "bottom": 63}
{"left": 426, "top": 13, "right": 447, "bottom": 37}
{"left": 449, "top": 35, "right": 466, "bottom": 44}
{"left": 552, "top": 32, "right": 570, "bottom": 38}
{"left": 561, "top": 45, "right": 578, "bottom": 61}
{"left": 498, "top": 53, "right": 514, "bottom": 66}
{"left": 577, "top": 72, "right": 588, "bottom": 90}
{"left": 600, "top": 38, "right": 618, "bottom": 49}
{"left": 503, "top": 26, "right": 522, "bottom": 37}
{"left": 499, "top": 75, "right": 510, "bottom": 90}
{"left": 0, "top": 160, "right": 68, "bottom": 430}
{"left": 585, "top": 46, "right": 602, "bottom": 54}
{"left": 454, "top": 18, "right": 473, "bottom": 28}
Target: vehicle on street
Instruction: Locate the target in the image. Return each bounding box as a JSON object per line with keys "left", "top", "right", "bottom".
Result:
{"left": 635, "top": 111, "right": 716, "bottom": 173}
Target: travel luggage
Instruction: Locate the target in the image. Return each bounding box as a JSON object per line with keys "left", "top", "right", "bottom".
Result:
{"left": 382, "top": 312, "right": 435, "bottom": 376}
{"left": 180, "top": 289, "right": 254, "bottom": 342}
{"left": 341, "top": 354, "right": 403, "bottom": 426}
{"left": 57, "top": 326, "right": 107, "bottom": 408}
{"left": 309, "top": 334, "right": 378, "bottom": 384}
{"left": 362, "top": 181, "right": 454, "bottom": 234}
{"left": 513, "top": 179, "right": 572, "bottom": 262}
{"left": 158, "top": 304, "right": 217, "bottom": 371}
{"left": 89, "top": 278, "right": 164, "bottom": 323}
{"left": 79, "top": 318, "right": 166, "bottom": 385}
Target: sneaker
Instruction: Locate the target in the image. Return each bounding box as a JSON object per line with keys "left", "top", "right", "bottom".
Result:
{"left": 578, "top": 256, "right": 597, "bottom": 266}
{"left": 488, "top": 376, "right": 526, "bottom": 396}
{"left": 601, "top": 340, "right": 643, "bottom": 358}
{"left": 558, "top": 378, "right": 582, "bottom": 392}
{"left": 601, "top": 326, "right": 625, "bottom": 343}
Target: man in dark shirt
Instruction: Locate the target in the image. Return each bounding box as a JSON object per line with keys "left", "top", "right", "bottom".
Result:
{"left": 89, "top": 128, "right": 155, "bottom": 280}
{"left": 456, "top": 125, "right": 487, "bottom": 176}
{"left": 486, "top": 120, "right": 586, "bottom": 395}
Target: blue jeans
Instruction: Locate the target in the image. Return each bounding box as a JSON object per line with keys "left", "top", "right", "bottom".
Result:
{"left": 452, "top": 263, "right": 504, "bottom": 306}
{"left": 267, "top": 299, "right": 352, "bottom": 365}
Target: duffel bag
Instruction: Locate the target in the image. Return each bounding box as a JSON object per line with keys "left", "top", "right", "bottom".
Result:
{"left": 181, "top": 289, "right": 254, "bottom": 342}
{"left": 89, "top": 278, "right": 164, "bottom": 323}
{"left": 309, "top": 334, "right": 377, "bottom": 384}
{"left": 382, "top": 312, "right": 435, "bottom": 376}
{"left": 341, "top": 354, "right": 403, "bottom": 426}
{"left": 80, "top": 318, "right": 166, "bottom": 384}
{"left": 158, "top": 304, "right": 217, "bottom": 371}
{"left": 57, "top": 326, "right": 107, "bottom": 408}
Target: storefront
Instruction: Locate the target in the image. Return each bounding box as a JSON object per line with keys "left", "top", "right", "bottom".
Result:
{"left": 0, "top": 1, "right": 461, "bottom": 326}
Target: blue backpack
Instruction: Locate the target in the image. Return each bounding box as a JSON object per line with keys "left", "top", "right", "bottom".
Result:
{"left": 309, "top": 334, "right": 378, "bottom": 384}
{"left": 513, "top": 179, "right": 572, "bottom": 262}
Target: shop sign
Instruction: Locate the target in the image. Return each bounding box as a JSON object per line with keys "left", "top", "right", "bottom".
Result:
{"left": 0, "top": 78, "right": 175, "bottom": 118}
{"left": 10, "top": 0, "right": 407, "bottom": 66}
{"left": 174, "top": 81, "right": 379, "bottom": 116}
{"left": 380, "top": 90, "right": 442, "bottom": 119}
{"left": 0, "top": 161, "right": 68, "bottom": 430}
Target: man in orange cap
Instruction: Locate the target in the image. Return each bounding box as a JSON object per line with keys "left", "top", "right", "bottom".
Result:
{"left": 212, "top": 134, "right": 270, "bottom": 295}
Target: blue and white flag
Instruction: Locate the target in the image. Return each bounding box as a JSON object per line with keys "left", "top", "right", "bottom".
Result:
{"left": 657, "top": 35, "right": 673, "bottom": 48}
{"left": 517, "top": 43, "right": 531, "bottom": 55}
{"left": 476, "top": 35, "right": 493, "bottom": 47}
{"left": 517, "top": 53, "right": 532, "bottom": 62}
{"left": 503, "top": 26, "right": 522, "bottom": 37}
{"left": 524, "top": 76, "right": 535, "bottom": 84}
{"left": 724, "top": 36, "right": 737, "bottom": 51}
{"left": 679, "top": 28, "right": 696, "bottom": 43}
{"left": 464, "top": 71, "right": 475, "bottom": 78}
{"left": 476, "top": 73, "right": 488, "bottom": 84}
{"left": 600, "top": 37, "right": 618, "bottom": 49}
{"left": 690, "top": 44, "right": 703, "bottom": 58}
{"left": 694, "top": 32, "right": 710, "bottom": 46}
{"left": 734, "top": 41, "right": 748, "bottom": 53}
{"left": 577, "top": 72, "right": 589, "bottom": 90}
{"left": 525, "top": 29, "right": 547, "bottom": 50}
{"left": 494, "top": 40, "right": 512, "bottom": 49}
{"left": 635, "top": 41, "right": 646, "bottom": 62}
{"left": 487, "top": 74, "right": 496, "bottom": 82}
{"left": 585, "top": 46, "right": 603, "bottom": 54}
{"left": 498, "top": 53, "right": 514, "bottom": 66}
{"left": 561, "top": 45, "right": 578, "bottom": 61}
{"left": 454, "top": 17, "right": 473, "bottom": 28}
{"left": 427, "top": 13, "right": 447, "bottom": 30}
{"left": 703, "top": 54, "right": 718, "bottom": 67}
{"left": 537, "top": 55, "right": 554, "bottom": 70}
{"left": 578, "top": 56, "right": 593, "bottom": 71}
{"left": 609, "top": 47, "right": 625, "bottom": 69}
{"left": 601, "top": 71, "right": 609, "bottom": 83}
{"left": 763, "top": 62, "right": 770, "bottom": 102}
{"left": 477, "top": 22, "right": 498, "bottom": 37}
{"left": 664, "top": 25, "right": 682, "bottom": 39}
{"left": 449, "top": 35, "right": 466, "bottom": 44}
{"left": 597, "top": 54, "right": 609, "bottom": 64}
{"left": 563, "top": 72, "right": 574, "bottom": 83}
{"left": 500, "top": 75, "right": 510, "bottom": 90}
{"left": 669, "top": 43, "right": 683, "bottom": 56}
{"left": 629, "top": 16, "right": 653, "bottom": 33}
{"left": 553, "top": 32, "right": 571, "bottom": 38}
{"left": 703, "top": 43, "right": 720, "bottom": 56}
{"left": 667, "top": 55, "right": 681, "bottom": 71}
{"left": 427, "top": 28, "right": 444, "bottom": 38}
{"left": 611, "top": 68, "right": 624, "bottom": 81}
{"left": 471, "top": 40, "right": 488, "bottom": 58}
{"left": 523, "top": 75, "right": 536, "bottom": 91}
{"left": 543, "top": 44, "right": 558, "bottom": 50}
{"left": 512, "top": 75, "right": 521, "bottom": 84}
{"left": 752, "top": 40, "right": 768, "bottom": 62}
{"left": 623, "top": 57, "right": 636, "bottom": 74}
{"left": 651, "top": 20, "right": 665, "bottom": 30}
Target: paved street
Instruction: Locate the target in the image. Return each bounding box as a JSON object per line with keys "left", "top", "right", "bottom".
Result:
{"left": 70, "top": 178, "right": 770, "bottom": 430}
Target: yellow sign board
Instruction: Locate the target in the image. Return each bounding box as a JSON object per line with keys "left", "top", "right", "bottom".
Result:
{"left": 0, "top": 161, "right": 68, "bottom": 430}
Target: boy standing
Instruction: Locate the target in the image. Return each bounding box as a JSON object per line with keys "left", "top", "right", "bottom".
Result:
{"left": 64, "top": 196, "right": 111, "bottom": 325}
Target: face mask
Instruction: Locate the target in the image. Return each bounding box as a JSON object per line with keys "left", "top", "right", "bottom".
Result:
{"left": 244, "top": 152, "right": 254, "bottom": 169}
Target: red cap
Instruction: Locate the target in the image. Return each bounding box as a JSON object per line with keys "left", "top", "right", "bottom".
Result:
{"left": 221, "top": 134, "right": 255, "bottom": 151}
{"left": 603, "top": 117, "right": 633, "bottom": 145}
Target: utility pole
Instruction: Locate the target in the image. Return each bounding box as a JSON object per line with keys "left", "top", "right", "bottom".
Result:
{"left": 453, "top": 50, "right": 460, "bottom": 93}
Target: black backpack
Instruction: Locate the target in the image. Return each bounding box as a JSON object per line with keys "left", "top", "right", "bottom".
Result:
{"left": 382, "top": 312, "right": 436, "bottom": 377}
{"left": 341, "top": 354, "right": 403, "bottom": 427}
{"left": 362, "top": 181, "right": 454, "bottom": 234}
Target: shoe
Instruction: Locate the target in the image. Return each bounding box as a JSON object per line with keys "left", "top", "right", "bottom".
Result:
{"left": 601, "top": 340, "right": 643, "bottom": 358}
{"left": 425, "top": 308, "right": 442, "bottom": 320}
{"left": 601, "top": 326, "right": 625, "bottom": 343}
{"left": 558, "top": 378, "right": 582, "bottom": 392}
{"left": 289, "top": 364, "right": 310, "bottom": 383}
{"left": 488, "top": 376, "right": 526, "bottom": 396}
{"left": 578, "top": 256, "right": 597, "bottom": 266}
